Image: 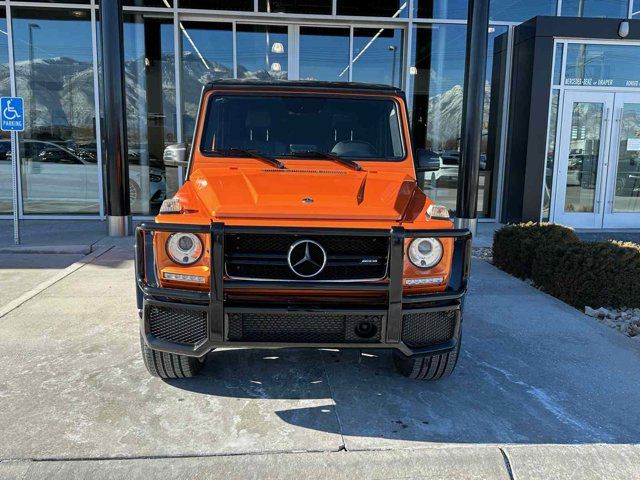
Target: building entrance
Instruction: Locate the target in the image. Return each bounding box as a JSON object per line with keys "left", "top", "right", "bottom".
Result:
{"left": 553, "top": 90, "right": 640, "bottom": 229}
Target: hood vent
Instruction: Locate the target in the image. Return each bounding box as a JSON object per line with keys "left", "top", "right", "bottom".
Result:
{"left": 261, "top": 169, "right": 348, "bottom": 175}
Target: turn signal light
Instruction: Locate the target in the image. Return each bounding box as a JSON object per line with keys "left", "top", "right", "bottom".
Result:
{"left": 427, "top": 204, "right": 450, "bottom": 220}
{"left": 163, "top": 272, "right": 206, "bottom": 283}
{"left": 404, "top": 277, "right": 444, "bottom": 286}
{"left": 160, "top": 198, "right": 183, "bottom": 214}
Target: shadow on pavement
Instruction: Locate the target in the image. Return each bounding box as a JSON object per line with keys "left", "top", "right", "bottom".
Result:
{"left": 167, "top": 345, "right": 640, "bottom": 446}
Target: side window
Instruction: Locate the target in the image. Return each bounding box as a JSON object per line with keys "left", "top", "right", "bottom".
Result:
{"left": 389, "top": 107, "right": 402, "bottom": 156}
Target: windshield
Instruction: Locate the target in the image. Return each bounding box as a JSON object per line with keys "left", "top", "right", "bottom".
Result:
{"left": 199, "top": 94, "right": 405, "bottom": 160}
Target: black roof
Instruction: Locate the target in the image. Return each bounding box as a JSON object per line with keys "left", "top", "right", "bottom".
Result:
{"left": 204, "top": 79, "right": 404, "bottom": 97}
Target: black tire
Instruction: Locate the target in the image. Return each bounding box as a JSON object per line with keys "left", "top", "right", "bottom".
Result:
{"left": 393, "top": 339, "right": 461, "bottom": 380}
{"left": 140, "top": 335, "right": 205, "bottom": 378}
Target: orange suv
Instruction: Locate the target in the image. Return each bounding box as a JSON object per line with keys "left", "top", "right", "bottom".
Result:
{"left": 135, "top": 80, "right": 471, "bottom": 380}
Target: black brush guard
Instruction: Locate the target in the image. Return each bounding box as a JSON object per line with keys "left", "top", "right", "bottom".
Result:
{"left": 135, "top": 222, "right": 472, "bottom": 358}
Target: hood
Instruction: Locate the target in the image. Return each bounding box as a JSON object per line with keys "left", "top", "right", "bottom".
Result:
{"left": 187, "top": 167, "right": 418, "bottom": 221}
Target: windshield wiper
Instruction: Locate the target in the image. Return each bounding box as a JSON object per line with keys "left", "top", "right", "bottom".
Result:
{"left": 284, "top": 150, "right": 361, "bottom": 171}
{"left": 208, "top": 148, "right": 286, "bottom": 170}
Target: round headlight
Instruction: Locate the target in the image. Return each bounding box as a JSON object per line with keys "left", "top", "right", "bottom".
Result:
{"left": 166, "top": 233, "right": 203, "bottom": 265}
{"left": 408, "top": 238, "right": 443, "bottom": 269}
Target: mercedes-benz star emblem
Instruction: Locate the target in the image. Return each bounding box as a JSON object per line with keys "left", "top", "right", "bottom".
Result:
{"left": 287, "top": 240, "right": 327, "bottom": 278}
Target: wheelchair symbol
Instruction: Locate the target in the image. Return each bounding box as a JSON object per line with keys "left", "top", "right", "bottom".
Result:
{"left": 3, "top": 100, "right": 20, "bottom": 121}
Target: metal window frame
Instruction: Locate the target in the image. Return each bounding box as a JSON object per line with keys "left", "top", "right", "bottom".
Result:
{"left": 490, "top": 24, "right": 514, "bottom": 223}
{"left": 90, "top": 5, "right": 105, "bottom": 218}
{"left": 558, "top": 0, "right": 636, "bottom": 18}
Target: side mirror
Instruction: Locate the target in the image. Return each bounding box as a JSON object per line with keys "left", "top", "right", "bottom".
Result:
{"left": 415, "top": 148, "right": 441, "bottom": 173}
{"left": 163, "top": 143, "right": 188, "bottom": 168}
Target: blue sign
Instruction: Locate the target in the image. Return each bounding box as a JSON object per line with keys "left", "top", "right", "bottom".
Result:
{"left": 1, "top": 97, "right": 24, "bottom": 132}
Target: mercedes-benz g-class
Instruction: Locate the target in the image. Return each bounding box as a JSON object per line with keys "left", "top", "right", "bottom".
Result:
{"left": 135, "top": 80, "right": 470, "bottom": 380}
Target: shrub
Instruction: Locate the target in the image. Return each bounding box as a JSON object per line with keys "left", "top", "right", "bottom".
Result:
{"left": 492, "top": 222, "right": 579, "bottom": 279}
{"left": 492, "top": 222, "right": 640, "bottom": 309}
{"left": 531, "top": 240, "right": 640, "bottom": 309}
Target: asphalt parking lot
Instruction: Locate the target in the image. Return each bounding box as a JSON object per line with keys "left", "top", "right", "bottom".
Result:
{"left": 0, "top": 244, "right": 639, "bottom": 479}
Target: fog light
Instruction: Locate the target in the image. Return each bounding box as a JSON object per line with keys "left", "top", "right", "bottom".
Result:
{"left": 405, "top": 277, "right": 444, "bottom": 286}
{"left": 163, "top": 272, "right": 206, "bottom": 283}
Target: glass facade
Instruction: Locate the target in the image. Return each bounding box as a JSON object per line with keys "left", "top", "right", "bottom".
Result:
{"left": 338, "top": 0, "right": 409, "bottom": 17}
{"left": 565, "top": 43, "right": 640, "bottom": 88}
{"left": 13, "top": 8, "right": 98, "bottom": 214}
{"left": 0, "top": 0, "right": 637, "bottom": 221}
{"left": 542, "top": 90, "right": 560, "bottom": 222}
{"left": 414, "top": 0, "right": 468, "bottom": 19}
{"left": 352, "top": 28, "right": 404, "bottom": 88}
{"left": 408, "top": 24, "right": 508, "bottom": 217}
{"left": 299, "top": 27, "right": 350, "bottom": 82}
{"left": 180, "top": 21, "right": 233, "bottom": 142}
{"left": 561, "top": 0, "right": 628, "bottom": 18}
{"left": 489, "top": 0, "right": 557, "bottom": 22}
{"left": 612, "top": 101, "right": 640, "bottom": 214}
{"left": 237, "top": 24, "right": 289, "bottom": 80}
{"left": 122, "top": 13, "right": 175, "bottom": 215}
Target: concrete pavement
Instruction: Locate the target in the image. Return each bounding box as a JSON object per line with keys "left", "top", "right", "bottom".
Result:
{"left": 2, "top": 445, "right": 640, "bottom": 480}
{"left": 0, "top": 243, "right": 638, "bottom": 478}
{"left": 0, "top": 220, "right": 106, "bottom": 251}
{"left": 0, "top": 253, "right": 83, "bottom": 307}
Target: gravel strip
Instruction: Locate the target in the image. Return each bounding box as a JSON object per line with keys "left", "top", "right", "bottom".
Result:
{"left": 584, "top": 306, "right": 640, "bottom": 338}
{"left": 472, "top": 247, "right": 493, "bottom": 263}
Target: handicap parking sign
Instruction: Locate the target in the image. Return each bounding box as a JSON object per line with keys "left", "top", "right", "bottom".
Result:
{"left": 1, "top": 97, "right": 24, "bottom": 132}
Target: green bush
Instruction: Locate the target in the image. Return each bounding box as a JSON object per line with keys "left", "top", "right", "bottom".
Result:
{"left": 492, "top": 222, "right": 579, "bottom": 279}
{"left": 531, "top": 240, "right": 640, "bottom": 309}
{"left": 492, "top": 222, "right": 640, "bottom": 309}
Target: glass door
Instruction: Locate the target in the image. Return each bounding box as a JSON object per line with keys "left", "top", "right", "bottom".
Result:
{"left": 603, "top": 93, "right": 640, "bottom": 228}
{"left": 554, "top": 91, "right": 614, "bottom": 229}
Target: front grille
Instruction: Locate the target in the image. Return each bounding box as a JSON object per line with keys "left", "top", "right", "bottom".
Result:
{"left": 227, "top": 312, "right": 383, "bottom": 343}
{"left": 225, "top": 233, "right": 389, "bottom": 281}
{"left": 401, "top": 310, "right": 456, "bottom": 348}
{"left": 147, "top": 305, "right": 208, "bottom": 346}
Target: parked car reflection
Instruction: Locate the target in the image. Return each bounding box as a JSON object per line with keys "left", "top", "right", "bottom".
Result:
{"left": 0, "top": 140, "right": 166, "bottom": 212}
{"left": 614, "top": 154, "right": 640, "bottom": 198}
{"left": 416, "top": 149, "right": 487, "bottom": 186}
{"left": 415, "top": 149, "right": 490, "bottom": 216}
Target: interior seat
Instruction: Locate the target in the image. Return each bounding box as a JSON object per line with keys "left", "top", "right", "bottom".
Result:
{"left": 243, "top": 110, "right": 285, "bottom": 155}
{"left": 331, "top": 140, "right": 377, "bottom": 158}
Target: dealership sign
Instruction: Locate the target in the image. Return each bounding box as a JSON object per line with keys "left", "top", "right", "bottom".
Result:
{"left": 1, "top": 97, "right": 24, "bottom": 132}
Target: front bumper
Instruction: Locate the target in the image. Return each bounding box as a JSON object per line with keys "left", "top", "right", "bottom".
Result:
{"left": 135, "top": 223, "right": 471, "bottom": 358}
